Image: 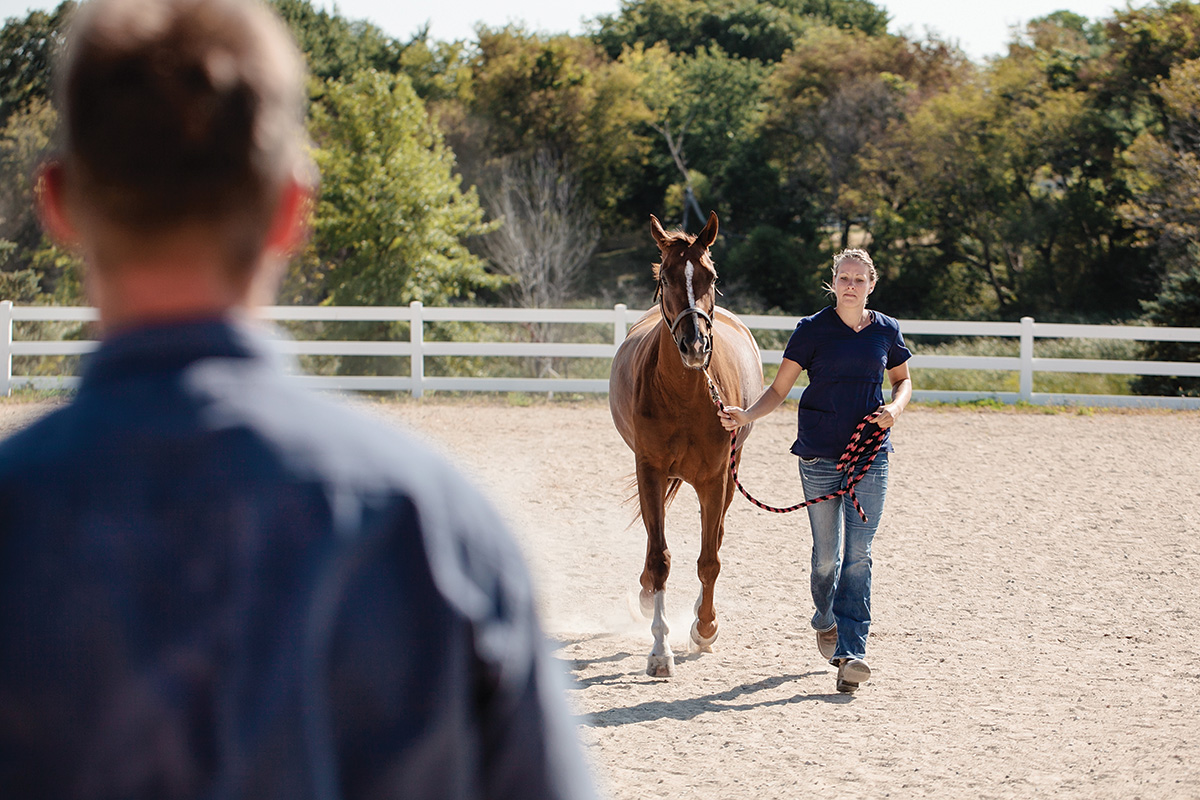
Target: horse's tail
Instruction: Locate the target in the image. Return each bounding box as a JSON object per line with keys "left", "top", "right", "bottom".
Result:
{"left": 623, "top": 476, "right": 685, "bottom": 529}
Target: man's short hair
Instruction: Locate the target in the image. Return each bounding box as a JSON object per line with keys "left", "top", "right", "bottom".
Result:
{"left": 57, "top": 0, "right": 312, "bottom": 267}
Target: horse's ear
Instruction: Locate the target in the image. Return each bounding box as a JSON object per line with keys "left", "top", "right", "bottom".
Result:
{"left": 650, "top": 214, "right": 669, "bottom": 248}
{"left": 697, "top": 211, "right": 719, "bottom": 249}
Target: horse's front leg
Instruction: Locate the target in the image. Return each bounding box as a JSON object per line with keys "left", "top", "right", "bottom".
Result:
{"left": 637, "top": 461, "right": 674, "bottom": 677}
{"left": 692, "top": 472, "right": 732, "bottom": 652}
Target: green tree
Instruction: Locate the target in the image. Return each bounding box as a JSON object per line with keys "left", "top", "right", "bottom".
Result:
{"left": 855, "top": 17, "right": 1153, "bottom": 320}
{"left": 757, "top": 25, "right": 966, "bottom": 247}
{"left": 0, "top": 95, "right": 82, "bottom": 304}
{"left": 271, "top": 0, "right": 476, "bottom": 104}
{"left": 594, "top": 0, "right": 888, "bottom": 63}
{"left": 270, "top": 0, "right": 403, "bottom": 80}
{"left": 1091, "top": 0, "right": 1200, "bottom": 136}
{"left": 722, "top": 224, "right": 824, "bottom": 312}
{"left": 0, "top": 2, "right": 73, "bottom": 128}
{"left": 397, "top": 34, "right": 475, "bottom": 104}
{"left": 0, "top": 96, "right": 54, "bottom": 261}
{"left": 301, "top": 69, "right": 498, "bottom": 307}
{"left": 1120, "top": 57, "right": 1200, "bottom": 397}
{"left": 465, "top": 27, "right": 654, "bottom": 225}
{"left": 1119, "top": 58, "right": 1200, "bottom": 268}
{"left": 1132, "top": 249, "right": 1200, "bottom": 397}
{"left": 620, "top": 42, "right": 769, "bottom": 232}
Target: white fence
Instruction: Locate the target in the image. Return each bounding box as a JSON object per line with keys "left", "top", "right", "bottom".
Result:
{"left": 3, "top": 300, "right": 1200, "bottom": 408}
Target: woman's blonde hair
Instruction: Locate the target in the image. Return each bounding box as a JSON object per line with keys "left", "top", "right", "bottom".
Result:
{"left": 823, "top": 248, "right": 878, "bottom": 299}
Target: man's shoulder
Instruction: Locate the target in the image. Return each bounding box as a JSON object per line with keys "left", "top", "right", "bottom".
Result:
{"left": 0, "top": 374, "right": 480, "bottom": 522}
{"left": 0, "top": 382, "right": 524, "bottom": 616}
{"left": 0, "top": 402, "right": 83, "bottom": 479}
{"left": 198, "top": 374, "right": 483, "bottom": 508}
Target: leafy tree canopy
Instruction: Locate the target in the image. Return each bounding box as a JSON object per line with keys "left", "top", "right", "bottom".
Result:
{"left": 300, "top": 69, "right": 499, "bottom": 307}
{"left": 0, "top": 1, "right": 73, "bottom": 128}
{"left": 270, "top": 0, "right": 403, "bottom": 80}
{"left": 1132, "top": 249, "right": 1200, "bottom": 396}
{"left": 1120, "top": 58, "right": 1200, "bottom": 268}
{"left": 1088, "top": 0, "right": 1200, "bottom": 141}
{"left": 466, "top": 27, "right": 655, "bottom": 224}
{"left": 594, "top": 0, "right": 888, "bottom": 62}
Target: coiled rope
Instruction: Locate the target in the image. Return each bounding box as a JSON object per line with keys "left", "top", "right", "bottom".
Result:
{"left": 703, "top": 370, "right": 886, "bottom": 522}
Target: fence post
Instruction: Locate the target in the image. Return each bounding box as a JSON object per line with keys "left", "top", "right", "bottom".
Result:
{"left": 613, "top": 303, "right": 627, "bottom": 351}
{"left": 410, "top": 300, "right": 423, "bottom": 399}
{"left": 1019, "top": 316, "right": 1035, "bottom": 402}
{"left": 1, "top": 301, "right": 11, "bottom": 397}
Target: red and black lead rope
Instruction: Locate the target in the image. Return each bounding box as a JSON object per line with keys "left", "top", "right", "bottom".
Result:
{"left": 703, "top": 371, "right": 886, "bottom": 523}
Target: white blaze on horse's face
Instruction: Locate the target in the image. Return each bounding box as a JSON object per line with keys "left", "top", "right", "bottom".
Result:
{"left": 666, "top": 257, "right": 712, "bottom": 370}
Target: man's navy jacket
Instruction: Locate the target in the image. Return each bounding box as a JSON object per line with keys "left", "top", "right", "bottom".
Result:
{"left": 0, "top": 318, "right": 594, "bottom": 800}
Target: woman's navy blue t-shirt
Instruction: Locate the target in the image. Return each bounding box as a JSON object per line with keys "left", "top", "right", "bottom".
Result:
{"left": 783, "top": 306, "right": 912, "bottom": 458}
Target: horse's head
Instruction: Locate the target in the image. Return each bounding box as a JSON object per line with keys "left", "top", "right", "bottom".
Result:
{"left": 650, "top": 211, "right": 719, "bottom": 370}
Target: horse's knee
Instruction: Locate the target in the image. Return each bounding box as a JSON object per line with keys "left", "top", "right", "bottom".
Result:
{"left": 697, "top": 552, "right": 721, "bottom": 587}
{"left": 641, "top": 547, "right": 671, "bottom": 592}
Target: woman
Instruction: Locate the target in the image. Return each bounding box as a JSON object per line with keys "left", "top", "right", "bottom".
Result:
{"left": 719, "top": 248, "right": 912, "bottom": 694}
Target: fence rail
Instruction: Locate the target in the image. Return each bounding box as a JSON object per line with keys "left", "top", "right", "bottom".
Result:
{"left": 3, "top": 301, "right": 1200, "bottom": 408}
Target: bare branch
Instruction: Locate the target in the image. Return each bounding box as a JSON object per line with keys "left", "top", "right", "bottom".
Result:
{"left": 480, "top": 150, "right": 600, "bottom": 311}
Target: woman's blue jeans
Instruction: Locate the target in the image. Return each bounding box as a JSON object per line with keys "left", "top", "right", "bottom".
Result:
{"left": 798, "top": 452, "right": 889, "bottom": 662}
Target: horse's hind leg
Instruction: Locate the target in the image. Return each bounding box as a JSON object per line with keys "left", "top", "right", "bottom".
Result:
{"left": 637, "top": 463, "right": 674, "bottom": 677}
{"left": 692, "top": 476, "right": 730, "bottom": 652}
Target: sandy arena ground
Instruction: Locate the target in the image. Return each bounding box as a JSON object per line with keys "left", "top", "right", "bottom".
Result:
{"left": 2, "top": 396, "right": 1198, "bottom": 799}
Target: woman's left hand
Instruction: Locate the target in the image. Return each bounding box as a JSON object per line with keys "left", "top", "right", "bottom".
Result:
{"left": 870, "top": 402, "right": 901, "bottom": 430}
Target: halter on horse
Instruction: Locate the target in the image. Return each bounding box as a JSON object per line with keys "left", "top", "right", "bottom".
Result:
{"left": 655, "top": 259, "right": 713, "bottom": 370}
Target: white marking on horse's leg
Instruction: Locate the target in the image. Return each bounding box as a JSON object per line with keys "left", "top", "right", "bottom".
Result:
{"left": 685, "top": 260, "right": 696, "bottom": 309}
{"left": 646, "top": 589, "right": 675, "bottom": 677}
{"left": 691, "top": 589, "right": 718, "bottom": 652}
{"left": 690, "top": 620, "right": 718, "bottom": 651}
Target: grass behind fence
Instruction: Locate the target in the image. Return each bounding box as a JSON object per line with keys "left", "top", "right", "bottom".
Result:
{"left": 903, "top": 335, "right": 1140, "bottom": 395}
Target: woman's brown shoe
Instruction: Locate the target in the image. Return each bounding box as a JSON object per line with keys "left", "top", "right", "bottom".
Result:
{"left": 836, "top": 658, "right": 871, "bottom": 693}
{"left": 816, "top": 625, "right": 838, "bottom": 661}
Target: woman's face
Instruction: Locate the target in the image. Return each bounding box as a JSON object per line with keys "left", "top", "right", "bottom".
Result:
{"left": 833, "top": 259, "right": 875, "bottom": 307}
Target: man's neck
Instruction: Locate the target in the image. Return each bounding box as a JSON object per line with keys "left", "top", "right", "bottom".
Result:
{"left": 86, "top": 246, "right": 254, "bottom": 335}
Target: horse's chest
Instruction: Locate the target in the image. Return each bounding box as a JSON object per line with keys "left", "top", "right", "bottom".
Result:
{"left": 635, "top": 411, "right": 725, "bottom": 470}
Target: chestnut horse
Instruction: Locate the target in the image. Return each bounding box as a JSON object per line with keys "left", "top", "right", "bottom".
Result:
{"left": 609, "top": 211, "right": 763, "bottom": 677}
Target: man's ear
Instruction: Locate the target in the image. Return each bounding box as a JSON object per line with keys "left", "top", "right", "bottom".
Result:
{"left": 264, "top": 177, "right": 313, "bottom": 257}
{"left": 35, "top": 161, "right": 81, "bottom": 249}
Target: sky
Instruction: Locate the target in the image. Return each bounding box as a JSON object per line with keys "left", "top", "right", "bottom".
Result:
{"left": 0, "top": 0, "right": 1137, "bottom": 63}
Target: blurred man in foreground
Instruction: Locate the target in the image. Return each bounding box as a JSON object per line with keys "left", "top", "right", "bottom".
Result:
{"left": 0, "top": 0, "right": 595, "bottom": 797}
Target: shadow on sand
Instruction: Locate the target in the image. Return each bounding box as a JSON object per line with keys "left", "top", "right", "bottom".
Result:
{"left": 578, "top": 671, "right": 853, "bottom": 727}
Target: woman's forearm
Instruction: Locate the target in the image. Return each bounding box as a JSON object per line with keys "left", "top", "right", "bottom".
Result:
{"left": 719, "top": 358, "right": 802, "bottom": 430}
{"left": 890, "top": 377, "right": 912, "bottom": 412}
{"left": 742, "top": 383, "right": 787, "bottom": 422}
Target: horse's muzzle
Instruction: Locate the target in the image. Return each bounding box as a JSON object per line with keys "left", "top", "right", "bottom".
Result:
{"left": 678, "top": 334, "right": 712, "bottom": 369}
{"left": 667, "top": 305, "right": 713, "bottom": 370}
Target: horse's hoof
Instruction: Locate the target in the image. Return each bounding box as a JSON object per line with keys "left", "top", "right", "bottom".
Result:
{"left": 646, "top": 653, "right": 675, "bottom": 678}
{"left": 638, "top": 589, "right": 655, "bottom": 619}
{"left": 691, "top": 619, "right": 718, "bottom": 652}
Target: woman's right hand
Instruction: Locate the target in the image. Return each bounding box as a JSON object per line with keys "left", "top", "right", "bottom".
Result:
{"left": 718, "top": 406, "right": 750, "bottom": 431}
